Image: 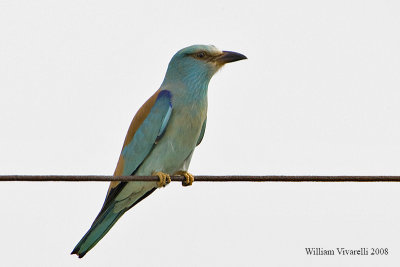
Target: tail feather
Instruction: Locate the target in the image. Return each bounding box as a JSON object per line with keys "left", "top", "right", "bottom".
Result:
{"left": 71, "top": 187, "right": 157, "bottom": 258}
{"left": 71, "top": 206, "right": 126, "bottom": 258}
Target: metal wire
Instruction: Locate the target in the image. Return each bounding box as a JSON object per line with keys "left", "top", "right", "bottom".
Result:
{"left": 0, "top": 175, "right": 400, "bottom": 182}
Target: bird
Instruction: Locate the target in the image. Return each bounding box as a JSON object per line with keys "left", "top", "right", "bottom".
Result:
{"left": 71, "top": 44, "right": 247, "bottom": 258}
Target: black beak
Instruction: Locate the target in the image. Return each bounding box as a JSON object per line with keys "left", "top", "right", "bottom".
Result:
{"left": 215, "top": 51, "right": 247, "bottom": 64}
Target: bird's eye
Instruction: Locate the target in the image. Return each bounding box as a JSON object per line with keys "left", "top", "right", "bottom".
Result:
{"left": 196, "top": 52, "right": 206, "bottom": 59}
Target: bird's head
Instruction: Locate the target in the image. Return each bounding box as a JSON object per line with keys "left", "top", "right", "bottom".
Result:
{"left": 162, "top": 45, "right": 247, "bottom": 87}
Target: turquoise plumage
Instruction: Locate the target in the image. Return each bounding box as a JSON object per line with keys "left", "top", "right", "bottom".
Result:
{"left": 72, "top": 45, "right": 246, "bottom": 257}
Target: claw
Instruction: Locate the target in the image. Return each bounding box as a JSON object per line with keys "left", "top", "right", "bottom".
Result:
{"left": 153, "top": 171, "right": 171, "bottom": 188}
{"left": 175, "top": 171, "right": 195, "bottom": 186}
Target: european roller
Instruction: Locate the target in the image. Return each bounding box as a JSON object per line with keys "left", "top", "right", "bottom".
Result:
{"left": 71, "top": 44, "right": 246, "bottom": 258}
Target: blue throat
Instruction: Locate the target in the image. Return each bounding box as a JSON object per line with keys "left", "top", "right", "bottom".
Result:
{"left": 161, "top": 60, "right": 212, "bottom": 102}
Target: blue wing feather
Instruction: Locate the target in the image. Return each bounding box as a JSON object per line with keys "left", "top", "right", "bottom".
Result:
{"left": 71, "top": 90, "right": 172, "bottom": 258}
{"left": 121, "top": 90, "right": 172, "bottom": 175}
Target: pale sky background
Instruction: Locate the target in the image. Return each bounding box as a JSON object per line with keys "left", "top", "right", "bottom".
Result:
{"left": 1, "top": 0, "right": 400, "bottom": 266}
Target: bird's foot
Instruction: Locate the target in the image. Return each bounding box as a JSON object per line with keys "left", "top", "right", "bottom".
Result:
{"left": 175, "top": 171, "right": 195, "bottom": 186}
{"left": 153, "top": 171, "right": 171, "bottom": 188}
